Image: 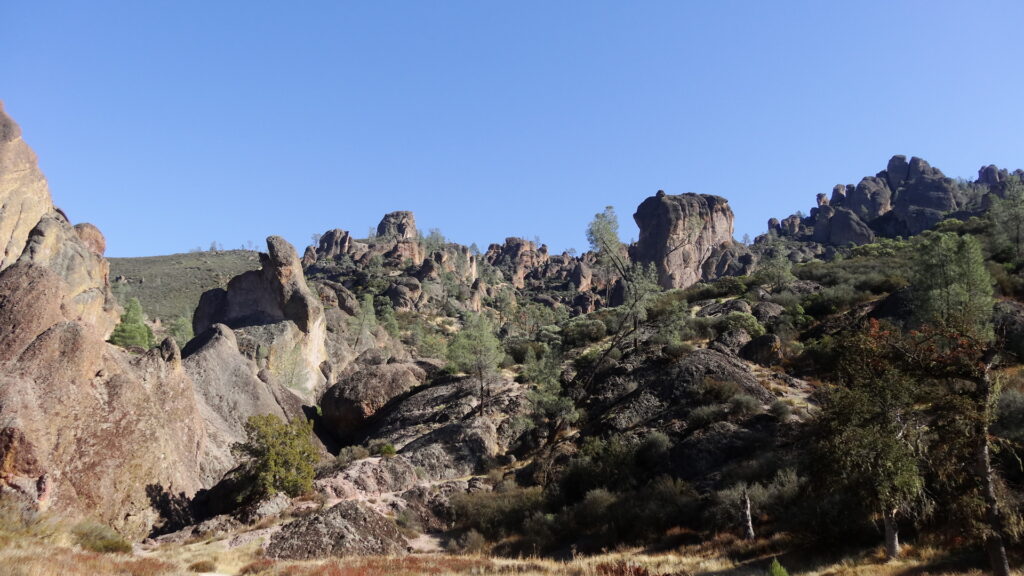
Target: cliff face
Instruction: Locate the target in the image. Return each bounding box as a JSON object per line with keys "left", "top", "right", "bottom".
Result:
{"left": 632, "top": 191, "right": 748, "bottom": 290}
{"left": 0, "top": 104, "right": 204, "bottom": 538}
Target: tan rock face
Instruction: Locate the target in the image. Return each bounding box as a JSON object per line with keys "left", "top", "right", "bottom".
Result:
{"left": 19, "top": 213, "right": 118, "bottom": 337}
{"left": 376, "top": 211, "right": 417, "bottom": 240}
{"left": 0, "top": 102, "right": 53, "bottom": 272}
{"left": 0, "top": 264, "right": 205, "bottom": 539}
{"left": 0, "top": 103, "right": 118, "bottom": 337}
{"left": 632, "top": 191, "right": 736, "bottom": 289}
{"left": 181, "top": 324, "right": 306, "bottom": 485}
{"left": 194, "top": 236, "right": 327, "bottom": 402}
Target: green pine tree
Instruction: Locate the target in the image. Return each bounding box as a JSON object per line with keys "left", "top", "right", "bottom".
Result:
{"left": 231, "top": 414, "right": 316, "bottom": 502}
{"left": 108, "top": 297, "right": 155, "bottom": 349}
{"left": 448, "top": 313, "right": 502, "bottom": 415}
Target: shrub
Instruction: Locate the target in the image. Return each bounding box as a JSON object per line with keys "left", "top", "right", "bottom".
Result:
{"left": 563, "top": 317, "right": 607, "bottom": 346}
{"left": 451, "top": 486, "right": 544, "bottom": 538}
{"left": 769, "top": 400, "right": 793, "bottom": 421}
{"left": 450, "top": 529, "right": 488, "bottom": 555}
{"left": 689, "top": 404, "right": 728, "bottom": 428}
{"left": 636, "top": 431, "right": 672, "bottom": 471}
{"left": 719, "top": 312, "right": 766, "bottom": 338}
{"left": 700, "top": 378, "right": 741, "bottom": 404}
{"left": 231, "top": 414, "right": 317, "bottom": 502}
{"left": 188, "top": 560, "right": 216, "bottom": 573}
{"left": 767, "top": 558, "right": 789, "bottom": 576}
{"left": 72, "top": 521, "right": 132, "bottom": 554}
{"left": 335, "top": 445, "right": 370, "bottom": 467}
{"left": 729, "top": 394, "right": 764, "bottom": 417}
{"left": 369, "top": 441, "right": 397, "bottom": 457}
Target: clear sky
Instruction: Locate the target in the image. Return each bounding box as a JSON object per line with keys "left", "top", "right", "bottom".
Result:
{"left": 2, "top": 1, "right": 1022, "bottom": 257}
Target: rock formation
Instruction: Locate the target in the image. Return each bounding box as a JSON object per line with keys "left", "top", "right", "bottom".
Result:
{"left": 193, "top": 236, "right": 328, "bottom": 402}
{"left": 632, "top": 191, "right": 748, "bottom": 289}
{"left": 484, "top": 237, "right": 549, "bottom": 289}
{"left": 181, "top": 324, "right": 307, "bottom": 484}
{"left": 0, "top": 104, "right": 203, "bottom": 537}
{"left": 0, "top": 102, "right": 53, "bottom": 272}
{"left": 376, "top": 211, "right": 417, "bottom": 240}
{"left": 766, "top": 154, "right": 980, "bottom": 248}
{"left": 266, "top": 500, "right": 407, "bottom": 559}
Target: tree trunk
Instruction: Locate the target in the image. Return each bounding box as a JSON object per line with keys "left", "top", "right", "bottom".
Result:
{"left": 882, "top": 507, "right": 900, "bottom": 560}
{"left": 977, "top": 360, "right": 1011, "bottom": 576}
{"left": 742, "top": 488, "right": 755, "bottom": 541}
{"left": 977, "top": 421, "right": 1011, "bottom": 576}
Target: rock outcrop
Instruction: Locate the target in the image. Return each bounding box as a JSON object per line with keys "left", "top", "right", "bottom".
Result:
{"left": 321, "top": 362, "right": 427, "bottom": 440}
{"left": 266, "top": 500, "right": 407, "bottom": 559}
{"left": 0, "top": 102, "right": 53, "bottom": 272}
{"left": 376, "top": 211, "right": 417, "bottom": 240}
{"left": 632, "top": 191, "right": 747, "bottom": 289}
{"left": 181, "top": 324, "right": 307, "bottom": 484}
{"left": 0, "top": 264, "right": 206, "bottom": 539}
{"left": 485, "top": 237, "right": 550, "bottom": 289}
{"left": 0, "top": 105, "right": 205, "bottom": 538}
{"left": 194, "top": 236, "right": 327, "bottom": 402}
{"left": 767, "top": 155, "right": 977, "bottom": 248}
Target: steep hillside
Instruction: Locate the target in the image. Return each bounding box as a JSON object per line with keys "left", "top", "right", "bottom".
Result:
{"left": 109, "top": 250, "right": 261, "bottom": 324}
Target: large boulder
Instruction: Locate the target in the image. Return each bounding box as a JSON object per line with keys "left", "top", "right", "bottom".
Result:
{"left": 321, "top": 363, "right": 426, "bottom": 440}
{"left": 632, "top": 191, "right": 737, "bottom": 290}
{"left": 266, "top": 500, "right": 407, "bottom": 559}
{"left": 193, "top": 236, "right": 327, "bottom": 401}
{"left": 182, "top": 324, "right": 307, "bottom": 484}
{"left": 376, "top": 211, "right": 417, "bottom": 240}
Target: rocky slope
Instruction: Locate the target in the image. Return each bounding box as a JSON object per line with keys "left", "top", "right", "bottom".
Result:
{"left": 4, "top": 98, "right": 1024, "bottom": 568}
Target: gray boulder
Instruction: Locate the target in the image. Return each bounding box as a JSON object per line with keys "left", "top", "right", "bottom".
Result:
{"left": 266, "top": 500, "right": 407, "bottom": 559}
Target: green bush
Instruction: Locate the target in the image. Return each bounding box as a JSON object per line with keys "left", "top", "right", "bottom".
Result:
{"left": 231, "top": 414, "right": 317, "bottom": 502}
{"left": 369, "top": 440, "right": 397, "bottom": 457}
{"left": 71, "top": 521, "right": 132, "bottom": 554}
{"left": 451, "top": 486, "right": 544, "bottom": 538}
{"left": 719, "top": 312, "right": 766, "bottom": 338}
{"left": 563, "top": 317, "right": 608, "bottom": 346}
{"left": 335, "top": 445, "right": 370, "bottom": 467}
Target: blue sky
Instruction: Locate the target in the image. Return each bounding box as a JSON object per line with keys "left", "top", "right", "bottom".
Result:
{"left": 2, "top": 1, "right": 1022, "bottom": 257}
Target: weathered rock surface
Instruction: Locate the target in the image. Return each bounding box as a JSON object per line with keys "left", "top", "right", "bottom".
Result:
{"left": 767, "top": 155, "right": 970, "bottom": 246}
{"left": 182, "top": 324, "right": 306, "bottom": 484}
{"left": 0, "top": 262, "right": 205, "bottom": 538}
{"left": 321, "top": 363, "right": 427, "bottom": 440}
{"left": 0, "top": 102, "right": 53, "bottom": 272}
{"left": 377, "top": 211, "right": 417, "bottom": 240}
{"left": 740, "top": 334, "right": 784, "bottom": 366}
{"left": 632, "top": 191, "right": 740, "bottom": 289}
{"left": 194, "top": 236, "right": 327, "bottom": 401}
{"left": 485, "top": 237, "right": 549, "bottom": 289}
{"left": 266, "top": 500, "right": 407, "bottom": 559}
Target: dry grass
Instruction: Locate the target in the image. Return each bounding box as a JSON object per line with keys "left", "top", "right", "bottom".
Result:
{"left": 0, "top": 546, "right": 182, "bottom": 576}
{"left": 0, "top": 498, "right": 1012, "bottom": 576}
